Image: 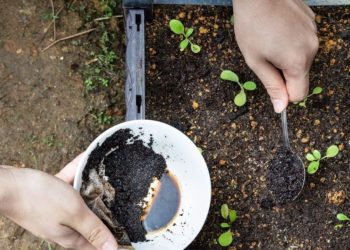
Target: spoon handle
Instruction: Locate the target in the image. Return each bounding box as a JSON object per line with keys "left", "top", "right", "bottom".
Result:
{"left": 281, "top": 109, "right": 291, "bottom": 150}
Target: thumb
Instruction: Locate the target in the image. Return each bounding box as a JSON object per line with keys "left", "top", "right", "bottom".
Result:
{"left": 251, "top": 61, "right": 288, "bottom": 113}
{"left": 68, "top": 206, "right": 118, "bottom": 250}
{"left": 283, "top": 70, "right": 310, "bottom": 102}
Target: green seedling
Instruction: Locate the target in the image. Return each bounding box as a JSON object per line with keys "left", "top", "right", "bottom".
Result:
{"left": 295, "top": 87, "right": 323, "bottom": 107}
{"left": 220, "top": 70, "right": 256, "bottom": 107}
{"left": 306, "top": 145, "right": 339, "bottom": 174}
{"left": 335, "top": 213, "right": 350, "bottom": 229}
{"left": 169, "top": 19, "right": 201, "bottom": 54}
{"left": 217, "top": 204, "right": 237, "bottom": 247}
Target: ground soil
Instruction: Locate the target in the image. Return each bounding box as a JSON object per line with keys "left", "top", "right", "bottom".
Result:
{"left": 0, "top": 0, "right": 124, "bottom": 249}
{"left": 267, "top": 147, "right": 305, "bottom": 204}
{"left": 145, "top": 5, "right": 350, "bottom": 250}
{"left": 0, "top": 1, "right": 349, "bottom": 250}
{"left": 82, "top": 129, "right": 166, "bottom": 242}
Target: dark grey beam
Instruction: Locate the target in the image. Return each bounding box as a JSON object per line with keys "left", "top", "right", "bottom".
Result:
{"left": 125, "top": 9, "right": 146, "bottom": 121}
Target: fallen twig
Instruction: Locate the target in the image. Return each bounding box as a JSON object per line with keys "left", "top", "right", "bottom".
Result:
{"left": 50, "top": 0, "right": 56, "bottom": 40}
{"left": 93, "top": 15, "right": 123, "bottom": 22}
{"left": 41, "top": 28, "right": 96, "bottom": 52}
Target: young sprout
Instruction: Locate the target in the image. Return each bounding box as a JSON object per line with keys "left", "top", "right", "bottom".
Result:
{"left": 218, "top": 204, "right": 237, "bottom": 247}
{"left": 220, "top": 70, "right": 257, "bottom": 107}
{"left": 335, "top": 213, "right": 350, "bottom": 229}
{"left": 306, "top": 145, "right": 339, "bottom": 174}
{"left": 169, "top": 19, "right": 201, "bottom": 54}
{"left": 295, "top": 86, "right": 323, "bottom": 107}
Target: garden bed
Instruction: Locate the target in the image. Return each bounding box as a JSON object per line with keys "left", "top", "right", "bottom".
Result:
{"left": 145, "top": 5, "right": 350, "bottom": 249}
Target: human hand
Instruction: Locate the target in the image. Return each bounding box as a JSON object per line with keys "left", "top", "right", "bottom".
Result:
{"left": 0, "top": 156, "right": 118, "bottom": 250}
{"left": 233, "top": 0, "right": 319, "bottom": 112}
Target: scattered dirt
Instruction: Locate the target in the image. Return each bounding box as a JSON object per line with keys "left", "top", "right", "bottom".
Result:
{"left": 82, "top": 129, "right": 166, "bottom": 242}
{"left": 146, "top": 5, "right": 350, "bottom": 250}
{"left": 267, "top": 147, "right": 305, "bottom": 204}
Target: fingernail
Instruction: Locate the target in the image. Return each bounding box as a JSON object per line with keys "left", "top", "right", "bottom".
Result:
{"left": 102, "top": 241, "right": 117, "bottom": 250}
{"left": 272, "top": 99, "right": 285, "bottom": 113}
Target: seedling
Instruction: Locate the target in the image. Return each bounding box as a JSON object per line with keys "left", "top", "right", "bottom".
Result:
{"left": 220, "top": 70, "right": 257, "bottom": 106}
{"left": 295, "top": 87, "right": 323, "bottom": 107}
{"left": 169, "top": 19, "right": 201, "bottom": 54}
{"left": 217, "top": 204, "right": 237, "bottom": 247}
{"left": 335, "top": 213, "right": 350, "bottom": 229}
{"left": 306, "top": 145, "right": 339, "bottom": 174}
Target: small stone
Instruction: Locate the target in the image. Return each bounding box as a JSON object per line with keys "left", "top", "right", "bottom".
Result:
{"left": 178, "top": 12, "right": 186, "bottom": 18}
{"left": 314, "top": 119, "right": 320, "bottom": 126}
{"left": 310, "top": 183, "right": 316, "bottom": 188}
{"left": 327, "top": 190, "right": 346, "bottom": 206}
{"left": 151, "top": 64, "right": 156, "bottom": 70}
{"left": 231, "top": 123, "right": 237, "bottom": 129}
{"left": 219, "top": 160, "right": 226, "bottom": 166}
{"left": 199, "top": 27, "right": 208, "bottom": 34}
{"left": 315, "top": 15, "right": 322, "bottom": 24}
{"left": 192, "top": 100, "right": 199, "bottom": 110}
{"left": 330, "top": 58, "right": 336, "bottom": 65}
{"left": 320, "top": 177, "right": 326, "bottom": 183}
{"left": 251, "top": 121, "right": 258, "bottom": 129}
{"left": 213, "top": 24, "right": 219, "bottom": 29}
{"left": 339, "top": 143, "right": 344, "bottom": 151}
{"left": 301, "top": 137, "right": 309, "bottom": 143}
{"left": 296, "top": 129, "right": 302, "bottom": 139}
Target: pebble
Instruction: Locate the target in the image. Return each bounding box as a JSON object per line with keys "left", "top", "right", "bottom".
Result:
{"left": 326, "top": 190, "right": 345, "bottom": 206}
{"left": 199, "top": 27, "right": 208, "bottom": 34}
{"left": 301, "top": 137, "right": 309, "bottom": 143}
{"left": 178, "top": 12, "right": 186, "bottom": 18}
{"left": 310, "top": 183, "right": 316, "bottom": 188}
{"left": 219, "top": 160, "right": 226, "bottom": 166}
{"left": 192, "top": 101, "right": 199, "bottom": 110}
{"left": 320, "top": 177, "right": 326, "bottom": 183}
{"left": 314, "top": 119, "right": 320, "bottom": 126}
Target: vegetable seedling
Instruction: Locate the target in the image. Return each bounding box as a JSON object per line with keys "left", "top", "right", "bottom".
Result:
{"left": 306, "top": 145, "right": 339, "bottom": 174}
{"left": 217, "top": 204, "right": 237, "bottom": 247}
{"left": 335, "top": 213, "right": 350, "bottom": 229}
{"left": 220, "top": 70, "right": 257, "bottom": 106}
{"left": 295, "top": 87, "right": 323, "bottom": 107}
{"left": 169, "top": 19, "right": 201, "bottom": 54}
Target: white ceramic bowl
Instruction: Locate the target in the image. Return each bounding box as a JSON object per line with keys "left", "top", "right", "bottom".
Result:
{"left": 73, "top": 120, "right": 211, "bottom": 250}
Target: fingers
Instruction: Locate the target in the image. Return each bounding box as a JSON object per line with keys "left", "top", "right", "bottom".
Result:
{"left": 66, "top": 206, "right": 118, "bottom": 250}
{"left": 56, "top": 153, "right": 84, "bottom": 185}
{"left": 248, "top": 60, "right": 288, "bottom": 113}
{"left": 283, "top": 70, "right": 310, "bottom": 102}
{"left": 53, "top": 226, "right": 96, "bottom": 250}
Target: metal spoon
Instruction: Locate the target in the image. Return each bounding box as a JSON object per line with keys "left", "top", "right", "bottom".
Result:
{"left": 268, "top": 109, "right": 306, "bottom": 203}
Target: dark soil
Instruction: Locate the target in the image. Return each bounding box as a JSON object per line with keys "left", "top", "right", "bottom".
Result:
{"left": 82, "top": 129, "right": 166, "bottom": 242}
{"left": 146, "top": 5, "right": 350, "bottom": 250}
{"left": 268, "top": 147, "right": 305, "bottom": 204}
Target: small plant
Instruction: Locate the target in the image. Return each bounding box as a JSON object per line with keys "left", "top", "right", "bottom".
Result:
{"left": 217, "top": 204, "right": 237, "bottom": 247}
{"left": 306, "top": 145, "right": 339, "bottom": 174}
{"left": 96, "top": 111, "right": 114, "bottom": 126}
{"left": 295, "top": 86, "right": 323, "bottom": 107}
{"left": 220, "top": 70, "right": 256, "bottom": 106}
{"left": 335, "top": 213, "right": 350, "bottom": 229}
{"left": 169, "top": 19, "right": 201, "bottom": 54}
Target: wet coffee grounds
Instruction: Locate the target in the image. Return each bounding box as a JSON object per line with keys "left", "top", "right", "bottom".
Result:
{"left": 82, "top": 129, "right": 166, "bottom": 242}
{"left": 267, "top": 147, "right": 304, "bottom": 204}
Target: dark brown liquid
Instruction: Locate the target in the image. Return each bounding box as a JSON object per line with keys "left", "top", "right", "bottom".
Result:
{"left": 142, "top": 172, "right": 181, "bottom": 232}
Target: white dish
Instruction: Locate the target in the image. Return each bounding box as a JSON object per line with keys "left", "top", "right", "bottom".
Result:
{"left": 73, "top": 120, "right": 211, "bottom": 250}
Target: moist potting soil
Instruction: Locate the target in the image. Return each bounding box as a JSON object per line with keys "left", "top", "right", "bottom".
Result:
{"left": 82, "top": 129, "right": 166, "bottom": 242}
{"left": 267, "top": 147, "right": 304, "bottom": 204}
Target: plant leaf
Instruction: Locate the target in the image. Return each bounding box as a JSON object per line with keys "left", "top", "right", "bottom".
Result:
{"left": 307, "top": 161, "right": 320, "bottom": 174}
{"left": 334, "top": 224, "right": 344, "bottom": 230}
{"left": 169, "top": 19, "right": 184, "bottom": 34}
{"left": 337, "top": 213, "right": 350, "bottom": 221}
{"left": 218, "top": 231, "right": 233, "bottom": 247}
{"left": 220, "top": 70, "right": 239, "bottom": 83}
{"left": 312, "top": 150, "right": 321, "bottom": 160}
{"left": 179, "top": 39, "right": 189, "bottom": 51}
{"left": 306, "top": 153, "right": 316, "bottom": 161}
{"left": 234, "top": 91, "right": 246, "bottom": 107}
{"left": 326, "top": 145, "right": 339, "bottom": 158}
{"left": 190, "top": 44, "right": 201, "bottom": 53}
{"left": 243, "top": 81, "right": 256, "bottom": 91}
{"left": 221, "top": 204, "right": 229, "bottom": 219}
{"left": 185, "top": 28, "right": 194, "bottom": 37}
{"left": 298, "top": 101, "right": 306, "bottom": 107}
{"left": 229, "top": 210, "right": 237, "bottom": 223}
{"left": 220, "top": 222, "right": 230, "bottom": 228}
{"left": 312, "top": 87, "right": 323, "bottom": 94}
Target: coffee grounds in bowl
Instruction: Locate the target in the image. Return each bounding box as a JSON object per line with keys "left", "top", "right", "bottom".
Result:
{"left": 81, "top": 129, "right": 166, "bottom": 242}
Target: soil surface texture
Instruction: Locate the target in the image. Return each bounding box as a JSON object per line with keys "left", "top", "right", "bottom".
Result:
{"left": 146, "top": 5, "right": 350, "bottom": 250}
{"left": 268, "top": 147, "right": 305, "bottom": 204}
{"left": 82, "top": 129, "right": 166, "bottom": 242}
